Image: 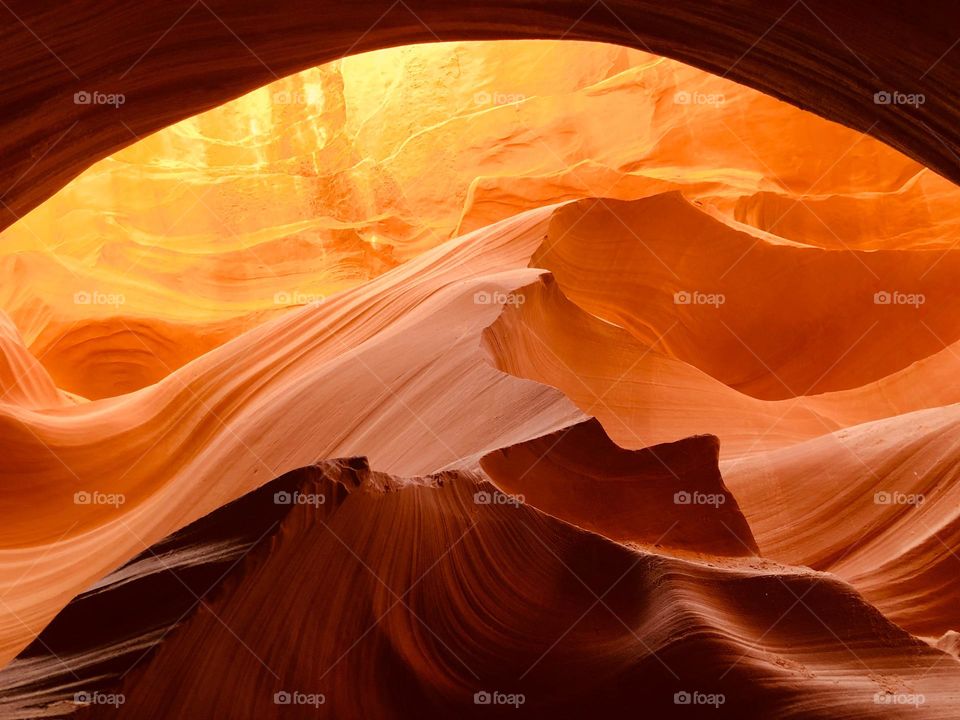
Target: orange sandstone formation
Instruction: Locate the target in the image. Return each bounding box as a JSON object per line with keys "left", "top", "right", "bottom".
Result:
{"left": 479, "top": 418, "right": 758, "bottom": 555}
{"left": 5, "top": 40, "right": 960, "bottom": 397}
{"left": 17, "top": 460, "right": 960, "bottom": 719}
{"left": 0, "top": 24, "right": 958, "bottom": 720}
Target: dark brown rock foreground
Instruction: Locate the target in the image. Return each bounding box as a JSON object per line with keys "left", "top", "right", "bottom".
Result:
{"left": 7, "top": 458, "right": 956, "bottom": 719}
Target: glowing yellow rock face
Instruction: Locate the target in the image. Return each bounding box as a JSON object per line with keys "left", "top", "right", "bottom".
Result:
{"left": 1, "top": 40, "right": 957, "bottom": 398}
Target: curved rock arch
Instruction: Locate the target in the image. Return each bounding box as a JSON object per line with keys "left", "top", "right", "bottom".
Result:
{"left": 2, "top": 0, "right": 958, "bottom": 229}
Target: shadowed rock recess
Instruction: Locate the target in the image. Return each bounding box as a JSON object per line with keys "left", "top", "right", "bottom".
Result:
{"left": 1, "top": 14, "right": 959, "bottom": 720}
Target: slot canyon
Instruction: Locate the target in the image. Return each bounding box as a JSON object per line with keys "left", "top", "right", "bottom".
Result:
{"left": 1, "top": 2, "right": 959, "bottom": 718}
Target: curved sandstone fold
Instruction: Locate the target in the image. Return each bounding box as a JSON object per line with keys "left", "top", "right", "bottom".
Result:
{"left": 722, "top": 404, "right": 960, "bottom": 639}
{"left": 0, "top": 205, "right": 589, "bottom": 666}
{"left": 7, "top": 459, "right": 952, "bottom": 719}
{"left": 533, "top": 193, "right": 960, "bottom": 399}
{"left": 479, "top": 418, "right": 758, "bottom": 556}
{"left": 483, "top": 273, "right": 960, "bottom": 459}
{"left": 0, "top": 312, "right": 71, "bottom": 409}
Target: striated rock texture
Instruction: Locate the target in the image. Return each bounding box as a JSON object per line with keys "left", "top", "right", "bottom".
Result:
{"left": 0, "top": 204, "right": 587, "bottom": 667}
{"left": 0, "top": 12, "right": 959, "bottom": 720}
{"left": 0, "top": 463, "right": 333, "bottom": 718}
{"left": 9, "top": 459, "right": 960, "bottom": 719}
{"left": 0, "top": 191, "right": 958, "bottom": 715}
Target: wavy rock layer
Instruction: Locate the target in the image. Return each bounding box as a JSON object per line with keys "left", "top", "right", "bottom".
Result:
{"left": 0, "top": 463, "right": 326, "bottom": 718}
{"left": 533, "top": 194, "right": 960, "bottom": 400}
{"left": 5, "top": 39, "right": 960, "bottom": 397}
{"left": 2, "top": 15, "right": 960, "bottom": 719}
{"left": 0, "top": 204, "right": 589, "bottom": 667}
{"left": 479, "top": 418, "right": 758, "bottom": 555}
{"left": 2, "top": 191, "right": 960, "bottom": 702}
{"left": 0, "top": 313, "right": 71, "bottom": 409}
{"left": 12, "top": 459, "right": 957, "bottom": 719}
{"left": 483, "top": 268, "right": 960, "bottom": 459}
{"left": 723, "top": 405, "right": 960, "bottom": 639}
